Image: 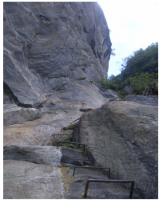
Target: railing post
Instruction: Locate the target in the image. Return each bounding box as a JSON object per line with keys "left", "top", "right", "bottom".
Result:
{"left": 83, "top": 179, "right": 134, "bottom": 199}
{"left": 83, "top": 180, "right": 90, "bottom": 198}
{"left": 83, "top": 144, "right": 85, "bottom": 154}
{"left": 129, "top": 181, "right": 135, "bottom": 199}
{"left": 73, "top": 167, "right": 76, "bottom": 176}
{"left": 108, "top": 168, "right": 110, "bottom": 179}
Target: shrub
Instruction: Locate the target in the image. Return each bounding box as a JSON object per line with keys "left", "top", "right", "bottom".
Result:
{"left": 129, "top": 72, "right": 158, "bottom": 94}
{"left": 63, "top": 123, "right": 77, "bottom": 131}
{"left": 97, "top": 78, "right": 117, "bottom": 90}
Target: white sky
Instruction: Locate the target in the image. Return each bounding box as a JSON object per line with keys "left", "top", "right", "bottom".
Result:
{"left": 98, "top": 0, "right": 159, "bottom": 77}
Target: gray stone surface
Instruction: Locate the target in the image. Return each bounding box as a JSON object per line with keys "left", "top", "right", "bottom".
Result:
{"left": 123, "top": 94, "right": 158, "bottom": 106}
{"left": 66, "top": 179, "right": 132, "bottom": 199}
{"left": 4, "top": 104, "right": 41, "bottom": 126}
{"left": 100, "top": 89, "right": 119, "bottom": 99}
{"left": 3, "top": 2, "right": 113, "bottom": 148}
{"left": 61, "top": 146, "right": 91, "bottom": 166}
{"left": 4, "top": 145, "right": 62, "bottom": 166}
{"left": 4, "top": 2, "right": 111, "bottom": 107}
{"left": 4, "top": 160, "right": 64, "bottom": 199}
{"left": 121, "top": 86, "right": 133, "bottom": 94}
{"left": 73, "top": 101, "right": 158, "bottom": 199}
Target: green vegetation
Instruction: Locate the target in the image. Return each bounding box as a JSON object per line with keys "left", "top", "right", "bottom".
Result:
{"left": 63, "top": 123, "right": 77, "bottom": 131}
{"left": 129, "top": 72, "right": 158, "bottom": 94}
{"left": 97, "top": 78, "right": 117, "bottom": 90}
{"left": 64, "top": 135, "right": 72, "bottom": 142}
{"left": 52, "top": 134, "right": 82, "bottom": 149}
{"left": 52, "top": 123, "right": 78, "bottom": 148}
{"left": 107, "top": 43, "right": 158, "bottom": 97}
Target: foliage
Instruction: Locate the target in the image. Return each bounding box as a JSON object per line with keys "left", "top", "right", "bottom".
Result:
{"left": 121, "top": 43, "right": 158, "bottom": 79}
{"left": 63, "top": 123, "right": 77, "bottom": 131}
{"left": 111, "top": 48, "right": 116, "bottom": 56}
{"left": 117, "top": 90, "right": 129, "bottom": 99}
{"left": 107, "top": 43, "right": 158, "bottom": 96}
{"left": 52, "top": 135, "right": 81, "bottom": 149}
{"left": 64, "top": 135, "right": 72, "bottom": 142}
{"left": 129, "top": 73, "right": 158, "bottom": 94}
{"left": 97, "top": 78, "right": 117, "bottom": 90}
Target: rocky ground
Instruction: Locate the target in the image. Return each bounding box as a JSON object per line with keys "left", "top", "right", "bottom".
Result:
{"left": 4, "top": 146, "right": 134, "bottom": 199}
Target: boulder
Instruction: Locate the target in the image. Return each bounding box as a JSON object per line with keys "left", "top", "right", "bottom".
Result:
{"left": 4, "top": 145, "right": 62, "bottom": 166}
{"left": 123, "top": 94, "right": 158, "bottom": 106}
{"left": 3, "top": 120, "right": 55, "bottom": 146}
{"left": 4, "top": 160, "right": 64, "bottom": 199}
{"left": 100, "top": 89, "right": 119, "bottom": 100}
{"left": 121, "top": 86, "right": 133, "bottom": 94}
{"left": 3, "top": 104, "right": 41, "bottom": 126}
{"left": 73, "top": 101, "right": 158, "bottom": 198}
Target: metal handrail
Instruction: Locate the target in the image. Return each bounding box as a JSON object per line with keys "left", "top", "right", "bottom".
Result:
{"left": 57, "top": 141, "right": 86, "bottom": 154}
{"left": 73, "top": 166, "right": 110, "bottom": 178}
{"left": 83, "top": 179, "right": 135, "bottom": 199}
{"left": 62, "top": 158, "right": 91, "bottom": 166}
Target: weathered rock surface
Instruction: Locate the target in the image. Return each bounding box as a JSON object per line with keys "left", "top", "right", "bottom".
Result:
{"left": 4, "top": 145, "right": 62, "bottom": 165}
{"left": 4, "top": 2, "right": 156, "bottom": 199}
{"left": 3, "top": 101, "right": 81, "bottom": 146}
{"left": 123, "top": 94, "right": 158, "bottom": 106}
{"left": 121, "top": 86, "right": 133, "bottom": 94}
{"left": 73, "top": 101, "right": 158, "bottom": 198}
{"left": 3, "top": 1, "right": 113, "bottom": 148}
{"left": 4, "top": 2, "right": 111, "bottom": 107}
{"left": 4, "top": 160, "right": 64, "bottom": 199}
{"left": 4, "top": 104, "right": 41, "bottom": 126}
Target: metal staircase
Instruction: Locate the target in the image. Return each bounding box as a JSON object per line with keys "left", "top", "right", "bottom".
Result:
{"left": 57, "top": 141, "right": 135, "bottom": 199}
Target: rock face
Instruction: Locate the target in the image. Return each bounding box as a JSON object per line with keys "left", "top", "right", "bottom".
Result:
{"left": 3, "top": 1, "right": 115, "bottom": 149}
{"left": 4, "top": 104, "right": 41, "bottom": 126}
{"left": 3, "top": 2, "right": 113, "bottom": 146}
{"left": 123, "top": 94, "right": 158, "bottom": 106}
{"left": 3, "top": 3, "right": 114, "bottom": 199}
{"left": 4, "top": 160, "right": 64, "bottom": 199}
{"left": 73, "top": 101, "right": 158, "bottom": 198}
{"left": 3, "top": 146, "right": 65, "bottom": 199}
{"left": 4, "top": 2, "right": 111, "bottom": 107}
{"left": 4, "top": 145, "right": 62, "bottom": 165}
{"left": 4, "top": 2, "right": 158, "bottom": 199}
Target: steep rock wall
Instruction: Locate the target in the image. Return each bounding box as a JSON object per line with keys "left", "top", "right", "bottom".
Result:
{"left": 4, "top": 2, "right": 111, "bottom": 107}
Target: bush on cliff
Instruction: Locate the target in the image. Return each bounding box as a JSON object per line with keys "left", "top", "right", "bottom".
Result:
{"left": 97, "top": 78, "right": 117, "bottom": 90}
{"left": 107, "top": 43, "right": 158, "bottom": 96}
{"left": 129, "top": 72, "right": 158, "bottom": 94}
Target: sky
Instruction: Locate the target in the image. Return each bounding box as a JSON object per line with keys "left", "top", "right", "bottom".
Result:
{"left": 98, "top": 0, "right": 159, "bottom": 77}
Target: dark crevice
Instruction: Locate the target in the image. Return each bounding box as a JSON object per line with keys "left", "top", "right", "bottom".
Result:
{"left": 37, "top": 14, "right": 50, "bottom": 22}
{"left": 97, "top": 50, "right": 102, "bottom": 59}
{"left": 83, "top": 26, "right": 89, "bottom": 33}
{"left": 104, "top": 49, "right": 110, "bottom": 59}
{"left": 3, "top": 82, "right": 32, "bottom": 108}
{"left": 4, "top": 82, "right": 17, "bottom": 104}
{"left": 89, "top": 39, "right": 97, "bottom": 58}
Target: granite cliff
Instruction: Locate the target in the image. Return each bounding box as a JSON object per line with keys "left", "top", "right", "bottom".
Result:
{"left": 3, "top": 2, "right": 116, "bottom": 199}
{"left": 4, "top": 2, "right": 114, "bottom": 146}
{"left": 4, "top": 2, "right": 111, "bottom": 107}
{"left": 3, "top": 2, "right": 158, "bottom": 199}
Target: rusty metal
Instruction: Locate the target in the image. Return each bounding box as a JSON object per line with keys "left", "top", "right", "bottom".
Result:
{"left": 62, "top": 158, "right": 91, "bottom": 167}
{"left": 73, "top": 166, "right": 110, "bottom": 178}
{"left": 83, "top": 179, "right": 135, "bottom": 199}
{"left": 57, "top": 141, "right": 86, "bottom": 154}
